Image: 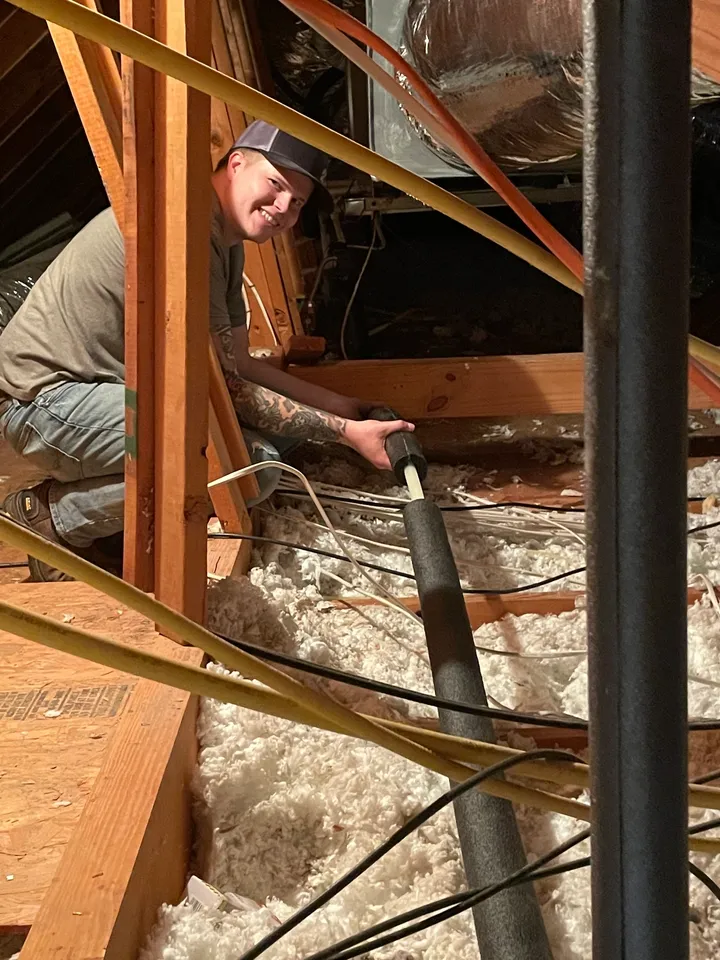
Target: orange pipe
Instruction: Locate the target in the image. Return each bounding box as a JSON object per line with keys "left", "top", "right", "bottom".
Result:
{"left": 282, "top": 0, "right": 585, "bottom": 283}
{"left": 689, "top": 355, "right": 720, "bottom": 406}
{"left": 286, "top": 0, "right": 720, "bottom": 407}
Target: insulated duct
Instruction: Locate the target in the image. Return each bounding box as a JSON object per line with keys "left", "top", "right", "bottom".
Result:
{"left": 367, "top": 0, "right": 720, "bottom": 173}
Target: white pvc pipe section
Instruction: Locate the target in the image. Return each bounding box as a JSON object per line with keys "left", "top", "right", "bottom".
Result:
{"left": 404, "top": 464, "right": 425, "bottom": 501}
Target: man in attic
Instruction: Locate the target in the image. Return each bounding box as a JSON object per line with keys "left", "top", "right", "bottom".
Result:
{"left": 0, "top": 121, "right": 412, "bottom": 581}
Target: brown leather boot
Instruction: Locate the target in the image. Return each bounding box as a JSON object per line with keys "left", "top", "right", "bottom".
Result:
{"left": 1, "top": 480, "right": 76, "bottom": 582}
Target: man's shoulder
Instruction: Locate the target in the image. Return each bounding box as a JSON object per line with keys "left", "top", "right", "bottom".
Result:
{"left": 62, "top": 207, "right": 125, "bottom": 276}
{"left": 79, "top": 207, "right": 123, "bottom": 248}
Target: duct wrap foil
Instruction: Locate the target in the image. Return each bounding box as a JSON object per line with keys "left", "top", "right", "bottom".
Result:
{"left": 255, "top": 0, "right": 356, "bottom": 130}
{"left": 401, "top": 0, "right": 720, "bottom": 170}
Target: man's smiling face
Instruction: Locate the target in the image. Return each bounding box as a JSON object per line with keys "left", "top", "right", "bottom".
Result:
{"left": 224, "top": 149, "right": 313, "bottom": 243}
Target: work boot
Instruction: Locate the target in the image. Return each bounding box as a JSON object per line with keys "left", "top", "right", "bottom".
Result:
{"left": 87, "top": 532, "right": 124, "bottom": 579}
{"left": 1, "top": 480, "right": 77, "bottom": 582}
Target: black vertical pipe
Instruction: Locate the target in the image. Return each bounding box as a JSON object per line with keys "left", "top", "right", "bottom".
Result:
{"left": 582, "top": 0, "right": 690, "bottom": 954}
{"left": 403, "top": 499, "right": 552, "bottom": 960}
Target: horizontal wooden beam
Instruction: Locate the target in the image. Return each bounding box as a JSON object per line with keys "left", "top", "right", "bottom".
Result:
{"left": 341, "top": 591, "right": 583, "bottom": 629}
{"left": 289, "top": 354, "right": 711, "bottom": 420}
{"left": 344, "top": 589, "right": 707, "bottom": 628}
{"left": 693, "top": 0, "right": 720, "bottom": 83}
{"left": 344, "top": 589, "right": 711, "bottom": 753}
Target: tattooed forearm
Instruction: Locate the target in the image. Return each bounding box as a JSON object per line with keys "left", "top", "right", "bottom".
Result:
{"left": 212, "top": 327, "right": 237, "bottom": 373}
{"left": 224, "top": 370, "right": 348, "bottom": 442}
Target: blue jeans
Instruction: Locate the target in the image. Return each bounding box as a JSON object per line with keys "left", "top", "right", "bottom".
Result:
{"left": 0, "top": 381, "right": 294, "bottom": 548}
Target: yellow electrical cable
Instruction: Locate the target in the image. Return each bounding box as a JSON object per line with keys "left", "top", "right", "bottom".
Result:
{"left": 389, "top": 719, "right": 720, "bottom": 819}
{"left": 0, "top": 514, "right": 592, "bottom": 820}
{"left": 6, "top": 0, "right": 581, "bottom": 296}
{"left": 690, "top": 334, "right": 720, "bottom": 372}
{"left": 0, "top": 591, "right": 586, "bottom": 819}
{"left": 3, "top": 594, "right": 720, "bottom": 851}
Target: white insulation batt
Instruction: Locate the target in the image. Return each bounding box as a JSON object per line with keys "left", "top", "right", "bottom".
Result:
{"left": 140, "top": 458, "right": 720, "bottom": 960}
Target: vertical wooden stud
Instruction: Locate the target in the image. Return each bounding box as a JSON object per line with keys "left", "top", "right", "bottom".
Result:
{"left": 153, "top": 0, "right": 212, "bottom": 620}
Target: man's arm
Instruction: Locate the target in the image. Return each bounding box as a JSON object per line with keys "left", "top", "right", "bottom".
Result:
{"left": 232, "top": 326, "right": 370, "bottom": 420}
{"left": 213, "top": 334, "right": 413, "bottom": 470}
{"left": 224, "top": 366, "right": 349, "bottom": 443}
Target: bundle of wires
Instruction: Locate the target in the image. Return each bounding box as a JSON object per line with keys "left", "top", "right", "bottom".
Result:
{"left": 209, "top": 508, "right": 720, "bottom": 597}
{"left": 235, "top": 747, "right": 720, "bottom": 960}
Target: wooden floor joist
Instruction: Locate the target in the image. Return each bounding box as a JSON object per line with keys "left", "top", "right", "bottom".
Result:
{"left": 340, "top": 590, "right": 583, "bottom": 628}
{"left": 342, "top": 588, "right": 712, "bottom": 752}
{"left": 0, "top": 582, "right": 203, "bottom": 954}
{"left": 289, "top": 354, "right": 713, "bottom": 419}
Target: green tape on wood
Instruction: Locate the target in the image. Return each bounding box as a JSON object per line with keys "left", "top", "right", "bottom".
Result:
{"left": 125, "top": 388, "right": 138, "bottom": 459}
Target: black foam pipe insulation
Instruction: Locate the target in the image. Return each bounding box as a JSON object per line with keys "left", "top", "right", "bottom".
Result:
{"left": 403, "top": 498, "right": 552, "bottom": 960}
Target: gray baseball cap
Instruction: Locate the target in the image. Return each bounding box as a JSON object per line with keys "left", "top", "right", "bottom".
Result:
{"left": 230, "top": 120, "right": 333, "bottom": 213}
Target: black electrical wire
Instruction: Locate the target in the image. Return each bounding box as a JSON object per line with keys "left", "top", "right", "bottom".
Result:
{"left": 0, "top": 562, "right": 27, "bottom": 569}
{"left": 280, "top": 489, "right": 707, "bottom": 513}
{"left": 313, "top": 860, "right": 593, "bottom": 960}
{"left": 239, "top": 749, "right": 581, "bottom": 960}
{"left": 689, "top": 862, "right": 720, "bottom": 904}
{"left": 691, "top": 768, "right": 720, "bottom": 785}
{"left": 687, "top": 519, "right": 720, "bottom": 535}
{"left": 276, "top": 489, "right": 588, "bottom": 513}
{"left": 687, "top": 719, "right": 720, "bottom": 731}
{"left": 214, "top": 626, "right": 720, "bottom": 733}
{"left": 209, "top": 519, "right": 720, "bottom": 598}
{"left": 306, "top": 810, "right": 720, "bottom": 960}
{"left": 688, "top": 817, "right": 720, "bottom": 836}
{"left": 318, "top": 854, "right": 720, "bottom": 960}
{"left": 300, "top": 837, "right": 592, "bottom": 960}
{"left": 214, "top": 629, "right": 589, "bottom": 730}
{"left": 207, "top": 532, "right": 587, "bottom": 595}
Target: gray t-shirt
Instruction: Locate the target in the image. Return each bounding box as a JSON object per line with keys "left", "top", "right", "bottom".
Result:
{"left": 0, "top": 204, "right": 246, "bottom": 401}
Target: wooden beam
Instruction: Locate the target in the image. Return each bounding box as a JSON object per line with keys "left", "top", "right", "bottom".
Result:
{"left": 121, "top": 0, "right": 156, "bottom": 590}
{"left": 209, "top": 347, "right": 260, "bottom": 503}
{"left": 340, "top": 591, "right": 583, "bottom": 629}
{"left": 285, "top": 334, "right": 327, "bottom": 365}
{"left": 343, "top": 589, "right": 709, "bottom": 629}
{"left": 207, "top": 403, "right": 253, "bottom": 575}
{"left": 52, "top": 0, "right": 158, "bottom": 590}
{"left": 343, "top": 588, "right": 711, "bottom": 753}
{"left": 153, "top": 0, "right": 212, "bottom": 622}
{"left": 19, "top": 651, "right": 202, "bottom": 959}
{"left": 48, "top": 1, "right": 124, "bottom": 226}
{"left": 693, "top": 0, "right": 720, "bottom": 84}
{"left": 289, "top": 354, "right": 711, "bottom": 419}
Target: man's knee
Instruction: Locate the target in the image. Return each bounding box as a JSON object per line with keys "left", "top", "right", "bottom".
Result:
{"left": 241, "top": 428, "right": 287, "bottom": 506}
{"left": 0, "top": 382, "right": 125, "bottom": 483}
